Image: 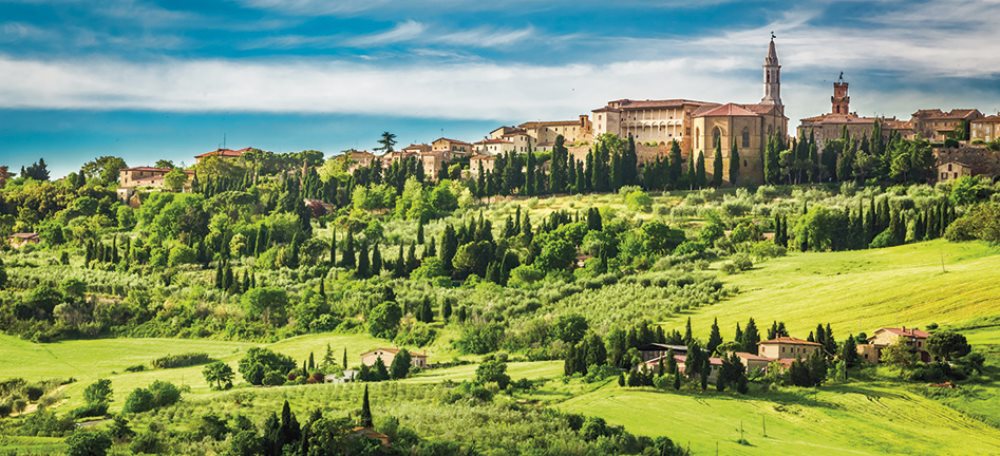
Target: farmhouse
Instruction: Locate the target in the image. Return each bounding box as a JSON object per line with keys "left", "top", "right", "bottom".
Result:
{"left": 861, "top": 327, "right": 932, "bottom": 363}
{"left": 643, "top": 353, "right": 723, "bottom": 382}
{"left": 431, "top": 137, "right": 473, "bottom": 156}
{"left": 757, "top": 337, "right": 823, "bottom": 360}
{"left": 911, "top": 108, "right": 983, "bottom": 143}
{"left": 935, "top": 148, "right": 1000, "bottom": 182}
{"left": 194, "top": 147, "right": 253, "bottom": 163}
{"left": 360, "top": 348, "right": 428, "bottom": 369}
{"left": 636, "top": 343, "right": 688, "bottom": 363}
{"left": 116, "top": 166, "right": 193, "bottom": 204}
{"left": 733, "top": 352, "right": 771, "bottom": 374}
{"left": 8, "top": 232, "right": 40, "bottom": 248}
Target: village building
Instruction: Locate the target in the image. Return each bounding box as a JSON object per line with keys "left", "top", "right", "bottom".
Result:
{"left": 733, "top": 352, "right": 772, "bottom": 374}
{"left": 8, "top": 232, "right": 40, "bottom": 249}
{"left": 379, "top": 150, "right": 416, "bottom": 169}
{"left": 642, "top": 353, "right": 723, "bottom": 382}
{"left": 339, "top": 149, "right": 377, "bottom": 174}
{"left": 194, "top": 147, "right": 252, "bottom": 163}
{"left": 402, "top": 143, "right": 431, "bottom": 154}
{"left": 861, "top": 327, "right": 932, "bottom": 363}
{"left": 757, "top": 337, "right": 823, "bottom": 360}
{"left": 474, "top": 138, "right": 516, "bottom": 156}
{"left": 116, "top": 166, "right": 193, "bottom": 204}
{"left": 418, "top": 150, "right": 450, "bottom": 181}
{"left": 360, "top": 348, "right": 428, "bottom": 369}
{"left": 797, "top": 75, "right": 913, "bottom": 147}
{"left": 935, "top": 147, "right": 1000, "bottom": 182}
{"left": 971, "top": 114, "right": 1000, "bottom": 143}
{"left": 911, "top": 108, "right": 983, "bottom": 143}
{"left": 517, "top": 116, "right": 593, "bottom": 149}
{"left": 431, "top": 138, "right": 473, "bottom": 156}
{"left": 468, "top": 154, "right": 496, "bottom": 177}
{"left": 636, "top": 343, "right": 688, "bottom": 363}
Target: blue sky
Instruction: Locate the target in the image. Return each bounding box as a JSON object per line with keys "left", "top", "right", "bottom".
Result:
{"left": 1, "top": 0, "right": 999, "bottom": 177}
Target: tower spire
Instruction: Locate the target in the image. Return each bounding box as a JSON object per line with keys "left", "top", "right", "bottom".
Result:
{"left": 761, "top": 36, "right": 781, "bottom": 106}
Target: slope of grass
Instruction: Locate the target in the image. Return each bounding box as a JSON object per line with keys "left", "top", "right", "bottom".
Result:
{"left": 402, "top": 360, "right": 562, "bottom": 384}
{"left": 663, "top": 240, "right": 1000, "bottom": 343}
{"left": 558, "top": 382, "right": 1000, "bottom": 456}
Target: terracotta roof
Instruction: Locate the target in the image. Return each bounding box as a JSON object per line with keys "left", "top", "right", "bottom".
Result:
{"left": 936, "top": 148, "right": 1000, "bottom": 176}
{"left": 670, "top": 354, "right": 723, "bottom": 366}
{"left": 403, "top": 143, "right": 431, "bottom": 152}
{"left": 876, "top": 327, "right": 931, "bottom": 339}
{"left": 195, "top": 147, "right": 251, "bottom": 159}
{"left": 519, "top": 120, "right": 582, "bottom": 128}
{"left": 637, "top": 343, "right": 688, "bottom": 352}
{"left": 595, "top": 98, "right": 716, "bottom": 112}
{"left": 734, "top": 352, "right": 771, "bottom": 361}
{"left": 800, "top": 113, "right": 878, "bottom": 124}
{"left": 124, "top": 166, "right": 173, "bottom": 173}
{"left": 10, "top": 232, "right": 39, "bottom": 239}
{"left": 433, "top": 137, "right": 471, "bottom": 145}
{"left": 361, "top": 347, "right": 427, "bottom": 358}
{"left": 973, "top": 114, "right": 1000, "bottom": 124}
{"left": 759, "top": 337, "right": 822, "bottom": 346}
{"left": 912, "top": 109, "right": 982, "bottom": 120}
{"left": 694, "top": 103, "right": 761, "bottom": 118}
{"left": 475, "top": 138, "right": 513, "bottom": 145}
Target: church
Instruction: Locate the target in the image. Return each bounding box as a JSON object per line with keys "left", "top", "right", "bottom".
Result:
{"left": 592, "top": 38, "right": 789, "bottom": 185}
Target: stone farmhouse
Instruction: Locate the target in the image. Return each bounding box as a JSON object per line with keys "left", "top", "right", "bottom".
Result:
{"left": 116, "top": 166, "right": 193, "bottom": 205}
{"left": 857, "top": 327, "right": 932, "bottom": 364}
{"left": 8, "top": 232, "right": 40, "bottom": 249}
{"left": 971, "top": 114, "right": 1000, "bottom": 143}
{"left": 360, "top": 348, "right": 428, "bottom": 369}
{"left": 194, "top": 147, "right": 253, "bottom": 164}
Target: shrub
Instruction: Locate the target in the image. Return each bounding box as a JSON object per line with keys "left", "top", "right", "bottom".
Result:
{"left": 66, "top": 430, "right": 112, "bottom": 456}
{"left": 238, "top": 347, "right": 296, "bottom": 386}
{"left": 151, "top": 353, "right": 214, "bottom": 369}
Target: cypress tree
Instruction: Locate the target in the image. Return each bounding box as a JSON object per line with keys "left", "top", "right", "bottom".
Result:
{"left": 394, "top": 244, "right": 406, "bottom": 278}
{"left": 360, "top": 385, "right": 373, "bottom": 428}
{"left": 684, "top": 317, "right": 693, "bottom": 344}
{"left": 729, "top": 140, "right": 740, "bottom": 186}
{"left": 371, "top": 243, "right": 382, "bottom": 274}
{"left": 669, "top": 139, "right": 683, "bottom": 187}
{"left": 742, "top": 319, "right": 760, "bottom": 353}
{"left": 707, "top": 318, "right": 723, "bottom": 354}
{"left": 695, "top": 152, "right": 707, "bottom": 188}
{"left": 343, "top": 348, "right": 348, "bottom": 369}
{"left": 416, "top": 221, "right": 425, "bottom": 245}
{"left": 712, "top": 141, "right": 723, "bottom": 187}
{"left": 356, "top": 243, "right": 370, "bottom": 278}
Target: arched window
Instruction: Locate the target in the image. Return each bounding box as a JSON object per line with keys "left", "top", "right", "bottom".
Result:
{"left": 695, "top": 128, "right": 700, "bottom": 149}
{"left": 712, "top": 127, "right": 722, "bottom": 149}
{"left": 742, "top": 127, "right": 751, "bottom": 147}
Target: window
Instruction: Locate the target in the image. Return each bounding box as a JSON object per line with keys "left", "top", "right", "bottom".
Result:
{"left": 695, "top": 128, "right": 700, "bottom": 149}
{"left": 712, "top": 127, "right": 722, "bottom": 149}
{"left": 948, "top": 164, "right": 953, "bottom": 171}
{"left": 742, "top": 127, "right": 751, "bottom": 147}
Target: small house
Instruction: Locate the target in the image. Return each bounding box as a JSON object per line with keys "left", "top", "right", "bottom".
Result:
{"left": 757, "top": 337, "right": 823, "bottom": 360}
{"left": 8, "top": 232, "right": 40, "bottom": 248}
{"left": 360, "top": 348, "right": 428, "bottom": 369}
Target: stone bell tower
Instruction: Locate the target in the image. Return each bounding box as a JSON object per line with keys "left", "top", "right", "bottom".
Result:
{"left": 832, "top": 72, "right": 850, "bottom": 115}
{"left": 761, "top": 35, "right": 782, "bottom": 106}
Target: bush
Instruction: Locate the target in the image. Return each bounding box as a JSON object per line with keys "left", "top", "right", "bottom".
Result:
{"left": 945, "top": 202, "right": 999, "bottom": 243}
{"left": 66, "top": 430, "right": 112, "bottom": 456}
{"left": 238, "top": 347, "right": 296, "bottom": 386}
{"left": 70, "top": 402, "right": 109, "bottom": 419}
{"left": 122, "top": 381, "right": 181, "bottom": 414}
{"left": 456, "top": 323, "right": 506, "bottom": 354}
{"left": 151, "top": 353, "right": 214, "bottom": 369}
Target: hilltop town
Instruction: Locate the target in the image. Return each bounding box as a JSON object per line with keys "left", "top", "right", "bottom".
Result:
{"left": 1, "top": 37, "right": 999, "bottom": 456}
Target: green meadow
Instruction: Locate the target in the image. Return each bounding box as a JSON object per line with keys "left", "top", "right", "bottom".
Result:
{"left": 662, "top": 239, "right": 1000, "bottom": 344}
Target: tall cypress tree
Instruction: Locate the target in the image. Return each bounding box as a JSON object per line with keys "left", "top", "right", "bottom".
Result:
{"left": 729, "top": 140, "right": 740, "bottom": 186}
{"left": 712, "top": 141, "right": 723, "bottom": 187}
{"left": 695, "top": 152, "right": 707, "bottom": 188}
{"left": 707, "top": 318, "right": 723, "bottom": 355}
{"left": 360, "top": 385, "right": 373, "bottom": 428}
{"left": 668, "top": 139, "right": 683, "bottom": 188}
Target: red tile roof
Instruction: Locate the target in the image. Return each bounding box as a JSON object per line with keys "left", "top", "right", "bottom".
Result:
{"left": 595, "top": 98, "right": 716, "bottom": 112}
{"left": 759, "top": 337, "right": 822, "bottom": 346}
{"left": 361, "top": 347, "right": 427, "bottom": 358}
{"left": 878, "top": 327, "right": 931, "bottom": 339}
{"left": 195, "top": 147, "right": 252, "bottom": 159}
{"left": 800, "top": 113, "right": 878, "bottom": 124}
{"left": 734, "top": 352, "right": 771, "bottom": 361}
{"left": 475, "top": 138, "right": 513, "bottom": 145}
{"left": 124, "top": 166, "right": 173, "bottom": 173}
{"left": 973, "top": 114, "right": 1000, "bottom": 124}
{"left": 434, "top": 137, "right": 472, "bottom": 146}
{"left": 694, "top": 103, "right": 760, "bottom": 118}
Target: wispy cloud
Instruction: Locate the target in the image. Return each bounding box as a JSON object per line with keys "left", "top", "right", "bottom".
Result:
{"left": 346, "top": 20, "right": 427, "bottom": 46}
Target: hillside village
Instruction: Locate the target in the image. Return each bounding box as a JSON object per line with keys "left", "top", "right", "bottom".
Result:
{"left": 1, "top": 35, "right": 999, "bottom": 456}
{"left": 98, "top": 38, "right": 1000, "bottom": 208}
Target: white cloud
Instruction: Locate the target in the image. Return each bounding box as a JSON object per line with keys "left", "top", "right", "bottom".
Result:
{"left": 346, "top": 20, "right": 427, "bottom": 46}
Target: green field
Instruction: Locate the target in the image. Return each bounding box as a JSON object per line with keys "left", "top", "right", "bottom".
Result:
{"left": 558, "top": 382, "right": 1000, "bottom": 456}
{"left": 662, "top": 240, "right": 1000, "bottom": 345}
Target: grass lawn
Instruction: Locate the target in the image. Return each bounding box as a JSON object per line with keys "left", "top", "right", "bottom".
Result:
{"left": 662, "top": 240, "right": 1000, "bottom": 343}
{"left": 402, "top": 360, "right": 563, "bottom": 384}
{"left": 557, "top": 381, "right": 1000, "bottom": 456}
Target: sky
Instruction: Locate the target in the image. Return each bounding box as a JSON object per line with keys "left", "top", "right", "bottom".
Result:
{"left": 1, "top": 0, "right": 999, "bottom": 177}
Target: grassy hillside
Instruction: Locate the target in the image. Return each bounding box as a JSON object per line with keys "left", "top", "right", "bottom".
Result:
{"left": 558, "top": 382, "right": 1000, "bottom": 456}
{"left": 662, "top": 240, "right": 1000, "bottom": 345}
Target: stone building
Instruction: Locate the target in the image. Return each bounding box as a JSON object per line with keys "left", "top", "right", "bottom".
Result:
{"left": 971, "top": 114, "right": 1000, "bottom": 143}
{"left": 797, "top": 75, "right": 913, "bottom": 147}
{"left": 935, "top": 147, "right": 1000, "bottom": 182}
{"left": 194, "top": 147, "right": 252, "bottom": 163}
{"left": 517, "top": 116, "right": 592, "bottom": 149}
{"left": 592, "top": 38, "right": 788, "bottom": 186}
{"left": 757, "top": 337, "right": 823, "bottom": 360}
{"left": 431, "top": 138, "right": 473, "bottom": 156}
{"left": 360, "top": 348, "right": 428, "bottom": 369}
{"left": 341, "top": 150, "right": 377, "bottom": 174}
{"left": 911, "top": 108, "right": 983, "bottom": 143}
{"left": 116, "top": 166, "right": 193, "bottom": 204}
{"left": 474, "top": 138, "right": 516, "bottom": 155}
